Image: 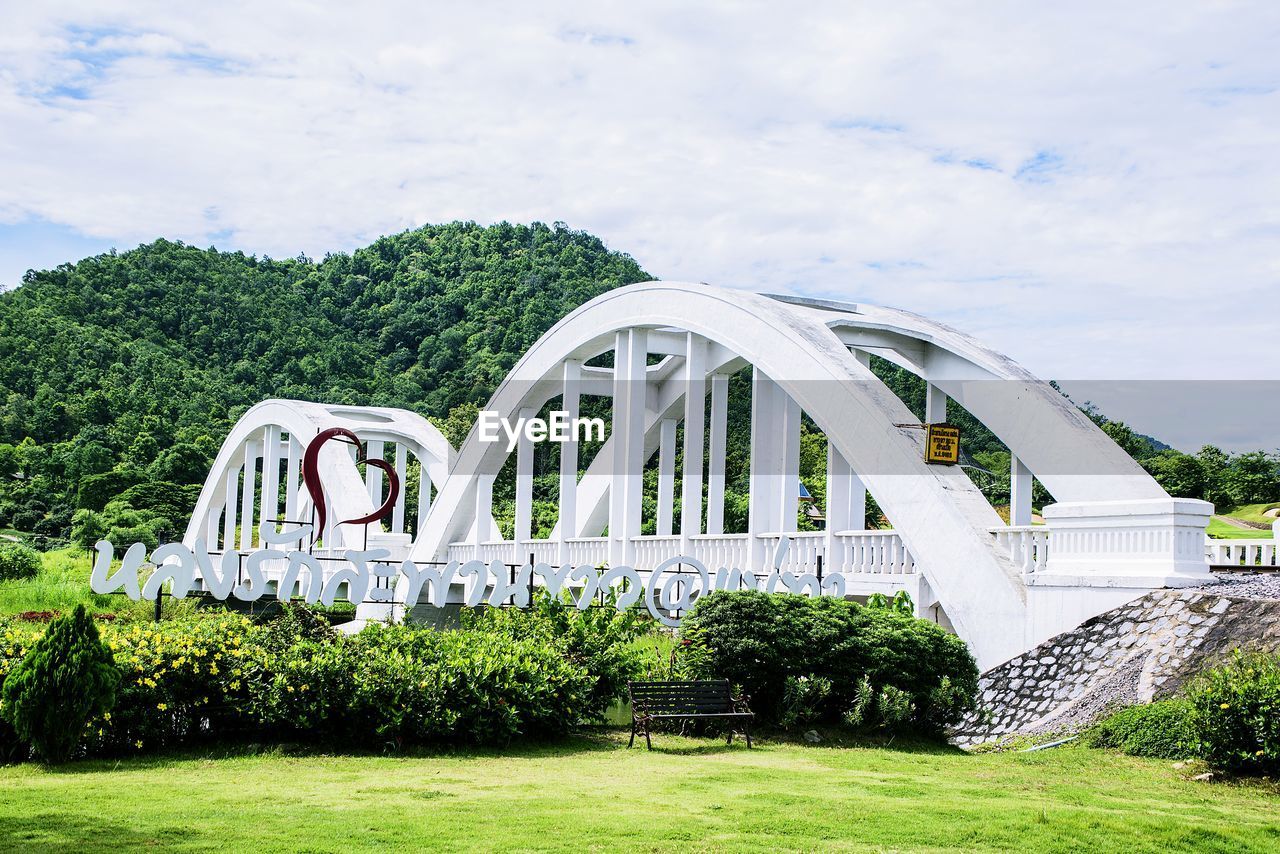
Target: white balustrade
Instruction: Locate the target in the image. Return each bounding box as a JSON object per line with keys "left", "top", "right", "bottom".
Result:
{"left": 1205, "top": 538, "right": 1277, "bottom": 568}
{"left": 687, "top": 534, "right": 750, "bottom": 573}
{"left": 631, "top": 535, "right": 683, "bottom": 569}
{"left": 991, "top": 526, "right": 1049, "bottom": 578}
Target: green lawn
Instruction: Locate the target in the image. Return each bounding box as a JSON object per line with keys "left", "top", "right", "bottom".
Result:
{"left": 0, "top": 547, "right": 161, "bottom": 620}
{"left": 0, "top": 735, "right": 1275, "bottom": 852}
{"left": 1207, "top": 517, "right": 1274, "bottom": 540}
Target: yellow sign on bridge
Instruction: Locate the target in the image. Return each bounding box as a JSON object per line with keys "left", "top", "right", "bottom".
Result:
{"left": 925, "top": 423, "right": 961, "bottom": 465}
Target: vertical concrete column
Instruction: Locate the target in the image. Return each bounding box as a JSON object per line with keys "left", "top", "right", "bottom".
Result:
{"left": 925, "top": 383, "right": 947, "bottom": 424}
{"left": 392, "top": 444, "right": 407, "bottom": 534}
{"left": 205, "top": 489, "right": 220, "bottom": 547}
{"left": 366, "top": 440, "right": 385, "bottom": 509}
{"left": 748, "top": 370, "right": 782, "bottom": 571}
{"left": 852, "top": 348, "right": 871, "bottom": 368}
{"left": 416, "top": 452, "right": 432, "bottom": 538}
{"left": 472, "top": 473, "right": 494, "bottom": 560}
{"left": 621, "top": 329, "right": 648, "bottom": 565}
{"left": 514, "top": 406, "right": 536, "bottom": 564}
{"left": 608, "top": 331, "right": 630, "bottom": 566}
{"left": 1011, "top": 455, "right": 1033, "bottom": 526}
{"left": 705, "top": 373, "right": 729, "bottom": 535}
{"left": 239, "top": 439, "right": 259, "bottom": 551}
{"left": 778, "top": 393, "right": 801, "bottom": 532}
{"left": 680, "top": 334, "right": 707, "bottom": 552}
{"left": 610, "top": 329, "right": 648, "bottom": 566}
{"left": 284, "top": 434, "right": 301, "bottom": 525}
{"left": 557, "top": 360, "right": 581, "bottom": 564}
{"left": 260, "top": 425, "right": 280, "bottom": 539}
{"left": 222, "top": 463, "right": 240, "bottom": 553}
{"left": 825, "top": 441, "right": 849, "bottom": 570}
{"left": 656, "top": 418, "right": 677, "bottom": 536}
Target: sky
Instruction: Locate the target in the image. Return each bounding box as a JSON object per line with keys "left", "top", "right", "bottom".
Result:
{"left": 0, "top": 2, "right": 1277, "bottom": 449}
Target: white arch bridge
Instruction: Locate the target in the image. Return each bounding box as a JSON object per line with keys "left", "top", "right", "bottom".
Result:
{"left": 183, "top": 282, "right": 1213, "bottom": 668}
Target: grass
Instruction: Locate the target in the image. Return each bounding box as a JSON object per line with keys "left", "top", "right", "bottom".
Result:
{"left": 1206, "top": 517, "right": 1271, "bottom": 540}
{"left": 0, "top": 734, "right": 1276, "bottom": 852}
{"left": 0, "top": 547, "right": 178, "bottom": 622}
{"left": 1218, "top": 503, "right": 1280, "bottom": 527}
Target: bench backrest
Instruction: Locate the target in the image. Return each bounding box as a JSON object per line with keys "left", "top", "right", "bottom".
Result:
{"left": 629, "top": 680, "right": 733, "bottom": 714}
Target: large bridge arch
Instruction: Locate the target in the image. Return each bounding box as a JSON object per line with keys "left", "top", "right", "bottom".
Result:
{"left": 182, "top": 399, "right": 456, "bottom": 556}
{"left": 406, "top": 282, "right": 1175, "bottom": 665}
{"left": 182, "top": 282, "right": 1211, "bottom": 670}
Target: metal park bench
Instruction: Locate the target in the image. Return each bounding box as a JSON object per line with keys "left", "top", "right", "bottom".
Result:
{"left": 627, "top": 679, "right": 754, "bottom": 749}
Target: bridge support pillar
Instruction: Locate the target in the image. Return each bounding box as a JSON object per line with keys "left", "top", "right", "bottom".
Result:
{"left": 705, "top": 372, "right": 729, "bottom": 535}
{"left": 557, "top": 360, "right": 581, "bottom": 564}
{"left": 610, "top": 328, "right": 647, "bottom": 567}
{"left": 680, "top": 334, "right": 706, "bottom": 552}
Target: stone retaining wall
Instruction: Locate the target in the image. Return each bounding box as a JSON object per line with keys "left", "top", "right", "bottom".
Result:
{"left": 953, "top": 583, "right": 1280, "bottom": 746}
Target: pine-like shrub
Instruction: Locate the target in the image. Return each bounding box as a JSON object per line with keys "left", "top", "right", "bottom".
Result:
{"left": 0, "top": 543, "right": 41, "bottom": 581}
{"left": 0, "top": 605, "right": 119, "bottom": 762}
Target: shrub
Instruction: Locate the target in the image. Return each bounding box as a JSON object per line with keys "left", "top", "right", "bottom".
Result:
{"left": 0, "top": 543, "right": 41, "bottom": 581}
{"left": 779, "top": 674, "right": 832, "bottom": 730}
{"left": 87, "top": 612, "right": 255, "bottom": 753}
{"left": 1185, "top": 649, "right": 1280, "bottom": 775}
{"left": 1087, "top": 699, "right": 1199, "bottom": 759}
{"left": 0, "top": 605, "right": 120, "bottom": 762}
{"left": 466, "top": 591, "right": 647, "bottom": 722}
{"left": 682, "top": 590, "right": 978, "bottom": 734}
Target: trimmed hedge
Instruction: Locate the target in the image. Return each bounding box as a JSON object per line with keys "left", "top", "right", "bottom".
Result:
{"left": 0, "top": 600, "right": 645, "bottom": 760}
{"left": 682, "top": 591, "right": 978, "bottom": 733}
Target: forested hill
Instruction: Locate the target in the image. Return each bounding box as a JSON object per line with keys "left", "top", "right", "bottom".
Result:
{"left": 0, "top": 222, "right": 649, "bottom": 542}
{"left": 0, "top": 220, "right": 1271, "bottom": 549}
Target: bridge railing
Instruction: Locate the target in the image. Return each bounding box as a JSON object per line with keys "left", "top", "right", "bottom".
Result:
{"left": 444, "top": 530, "right": 916, "bottom": 575}
{"left": 1206, "top": 538, "right": 1277, "bottom": 568}
{"left": 990, "top": 526, "right": 1050, "bottom": 578}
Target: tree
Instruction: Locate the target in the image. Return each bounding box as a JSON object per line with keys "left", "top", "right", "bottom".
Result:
{"left": 1142, "top": 450, "right": 1206, "bottom": 500}
{"left": 0, "top": 605, "right": 120, "bottom": 763}
{"left": 70, "top": 508, "right": 107, "bottom": 553}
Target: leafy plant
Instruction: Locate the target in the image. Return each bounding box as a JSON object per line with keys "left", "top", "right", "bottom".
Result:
{"left": 0, "top": 543, "right": 41, "bottom": 581}
{"left": 1086, "top": 699, "right": 1199, "bottom": 760}
{"left": 876, "top": 685, "right": 915, "bottom": 731}
{"left": 779, "top": 674, "right": 832, "bottom": 730}
{"left": 0, "top": 605, "right": 119, "bottom": 762}
{"left": 1185, "top": 649, "right": 1280, "bottom": 775}
{"left": 682, "top": 590, "right": 977, "bottom": 734}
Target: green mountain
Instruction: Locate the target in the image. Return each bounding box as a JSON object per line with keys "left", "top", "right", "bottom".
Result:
{"left": 0, "top": 220, "right": 1269, "bottom": 548}
{"left": 0, "top": 222, "right": 648, "bottom": 543}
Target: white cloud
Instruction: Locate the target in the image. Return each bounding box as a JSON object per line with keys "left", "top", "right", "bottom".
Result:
{"left": 0, "top": 1, "right": 1277, "bottom": 387}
